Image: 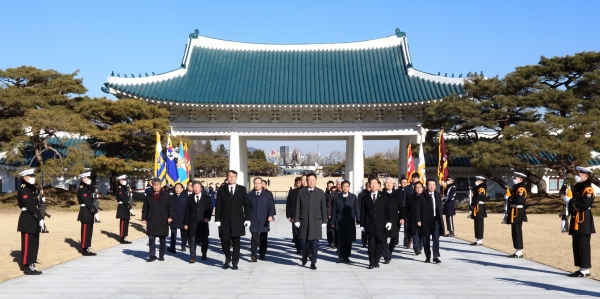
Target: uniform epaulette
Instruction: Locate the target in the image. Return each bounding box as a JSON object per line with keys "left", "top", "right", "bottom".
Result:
{"left": 21, "top": 184, "right": 26, "bottom": 188}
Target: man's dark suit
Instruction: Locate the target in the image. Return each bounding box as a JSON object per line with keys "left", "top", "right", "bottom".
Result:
{"left": 286, "top": 187, "right": 302, "bottom": 251}
{"left": 215, "top": 184, "right": 250, "bottom": 266}
{"left": 382, "top": 188, "right": 405, "bottom": 262}
{"left": 360, "top": 191, "right": 391, "bottom": 267}
{"left": 331, "top": 192, "right": 360, "bottom": 261}
{"left": 184, "top": 193, "right": 213, "bottom": 259}
{"left": 295, "top": 187, "right": 327, "bottom": 267}
{"left": 420, "top": 190, "right": 445, "bottom": 260}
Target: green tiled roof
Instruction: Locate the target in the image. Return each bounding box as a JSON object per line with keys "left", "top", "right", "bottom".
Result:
{"left": 106, "top": 32, "right": 465, "bottom": 105}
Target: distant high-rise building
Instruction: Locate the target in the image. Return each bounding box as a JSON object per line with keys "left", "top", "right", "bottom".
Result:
{"left": 280, "top": 146, "right": 289, "bottom": 165}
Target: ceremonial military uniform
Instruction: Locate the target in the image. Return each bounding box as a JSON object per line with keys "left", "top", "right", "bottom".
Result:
{"left": 442, "top": 181, "right": 456, "bottom": 237}
{"left": 506, "top": 181, "right": 527, "bottom": 256}
{"left": 115, "top": 182, "right": 133, "bottom": 243}
{"left": 567, "top": 167, "right": 595, "bottom": 277}
{"left": 17, "top": 170, "right": 43, "bottom": 275}
{"left": 77, "top": 173, "right": 97, "bottom": 256}
{"left": 470, "top": 182, "right": 487, "bottom": 245}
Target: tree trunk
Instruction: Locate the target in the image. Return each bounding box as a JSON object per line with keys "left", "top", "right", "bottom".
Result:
{"left": 520, "top": 169, "right": 549, "bottom": 196}
{"left": 590, "top": 176, "right": 600, "bottom": 188}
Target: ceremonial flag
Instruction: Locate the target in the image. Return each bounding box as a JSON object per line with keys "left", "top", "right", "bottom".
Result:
{"left": 437, "top": 129, "right": 448, "bottom": 186}
{"left": 154, "top": 132, "right": 166, "bottom": 186}
{"left": 184, "top": 143, "right": 191, "bottom": 178}
{"left": 165, "top": 136, "right": 178, "bottom": 185}
{"left": 177, "top": 141, "right": 189, "bottom": 185}
{"left": 418, "top": 135, "right": 426, "bottom": 184}
{"left": 406, "top": 143, "right": 415, "bottom": 179}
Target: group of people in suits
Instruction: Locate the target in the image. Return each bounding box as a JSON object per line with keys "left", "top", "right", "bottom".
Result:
{"left": 15, "top": 165, "right": 595, "bottom": 278}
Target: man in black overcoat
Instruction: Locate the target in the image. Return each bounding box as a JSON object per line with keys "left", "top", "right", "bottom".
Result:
{"left": 115, "top": 174, "right": 134, "bottom": 244}
{"left": 404, "top": 181, "right": 425, "bottom": 255}
{"left": 168, "top": 183, "right": 189, "bottom": 253}
{"left": 331, "top": 180, "right": 360, "bottom": 263}
{"left": 184, "top": 181, "right": 213, "bottom": 263}
{"left": 286, "top": 176, "right": 304, "bottom": 253}
{"left": 402, "top": 173, "right": 421, "bottom": 248}
{"left": 247, "top": 177, "right": 275, "bottom": 262}
{"left": 295, "top": 173, "right": 327, "bottom": 270}
{"left": 360, "top": 177, "right": 392, "bottom": 269}
{"left": 382, "top": 177, "right": 405, "bottom": 264}
{"left": 357, "top": 182, "right": 371, "bottom": 248}
{"left": 17, "top": 168, "right": 43, "bottom": 275}
{"left": 421, "top": 179, "right": 445, "bottom": 263}
{"left": 142, "top": 178, "right": 174, "bottom": 262}
{"left": 215, "top": 170, "right": 250, "bottom": 270}
{"left": 77, "top": 172, "right": 98, "bottom": 256}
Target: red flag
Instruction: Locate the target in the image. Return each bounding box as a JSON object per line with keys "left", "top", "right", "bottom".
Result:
{"left": 184, "top": 143, "right": 191, "bottom": 177}
{"left": 406, "top": 143, "right": 415, "bottom": 179}
{"left": 438, "top": 130, "right": 448, "bottom": 185}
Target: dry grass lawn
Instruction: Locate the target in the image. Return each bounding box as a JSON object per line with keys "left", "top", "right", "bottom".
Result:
{"left": 452, "top": 211, "right": 599, "bottom": 280}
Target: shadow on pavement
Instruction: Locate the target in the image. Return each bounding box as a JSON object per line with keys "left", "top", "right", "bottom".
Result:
{"left": 496, "top": 278, "right": 600, "bottom": 297}
{"left": 64, "top": 238, "right": 81, "bottom": 253}
{"left": 101, "top": 230, "right": 120, "bottom": 242}
{"left": 454, "top": 258, "right": 566, "bottom": 276}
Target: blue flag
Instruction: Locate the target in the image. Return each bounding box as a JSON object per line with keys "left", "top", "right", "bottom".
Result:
{"left": 165, "top": 136, "right": 178, "bottom": 185}
{"left": 177, "top": 141, "right": 189, "bottom": 184}
{"left": 154, "top": 132, "right": 166, "bottom": 186}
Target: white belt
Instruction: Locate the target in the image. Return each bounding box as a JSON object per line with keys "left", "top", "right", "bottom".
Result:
{"left": 478, "top": 201, "right": 484, "bottom": 204}
{"left": 510, "top": 205, "right": 523, "bottom": 208}
{"left": 80, "top": 204, "right": 86, "bottom": 207}
{"left": 21, "top": 207, "right": 27, "bottom": 211}
{"left": 118, "top": 201, "right": 123, "bottom": 204}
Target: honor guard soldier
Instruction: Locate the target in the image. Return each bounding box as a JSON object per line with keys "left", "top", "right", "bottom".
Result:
{"left": 77, "top": 172, "right": 98, "bottom": 256}
{"left": 506, "top": 172, "right": 528, "bottom": 258}
{"left": 115, "top": 175, "right": 134, "bottom": 244}
{"left": 565, "top": 166, "right": 595, "bottom": 277}
{"left": 17, "top": 169, "right": 43, "bottom": 275}
{"left": 442, "top": 176, "right": 457, "bottom": 237}
{"left": 470, "top": 176, "right": 487, "bottom": 246}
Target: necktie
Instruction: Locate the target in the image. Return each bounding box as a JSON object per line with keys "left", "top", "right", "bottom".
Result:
{"left": 154, "top": 192, "right": 159, "bottom": 202}
{"left": 230, "top": 186, "right": 234, "bottom": 197}
{"left": 430, "top": 193, "right": 436, "bottom": 217}
{"left": 372, "top": 193, "right": 376, "bottom": 203}
{"left": 257, "top": 191, "right": 260, "bottom": 196}
{"left": 196, "top": 195, "right": 199, "bottom": 203}
{"left": 309, "top": 189, "right": 313, "bottom": 192}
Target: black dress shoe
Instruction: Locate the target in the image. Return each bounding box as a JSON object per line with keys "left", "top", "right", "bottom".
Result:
{"left": 167, "top": 248, "right": 176, "bottom": 253}
{"left": 259, "top": 256, "right": 265, "bottom": 260}
{"left": 508, "top": 253, "right": 523, "bottom": 258}
{"left": 23, "top": 268, "right": 42, "bottom": 275}
{"left": 158, "top": 257, "right": 164, "bottom": 261}
{"left": 42, "top": 229, "right": 49, "bottom": 233}
{"left": 202, "top": 255, "right": 207, "bottom": 261}
{"left": 367, "top": 264, "right": 373, "bottom": 269}
{"left": 433, "top": 257, "right": 441, "bottom": 263}
{"left": 415, "top": 250, "right": 422, "bottom": 255}
{"left": 344, "top": 258, "right": 351, "bottom": 263}
{"left": 470, "top": 242, "right": 482, "bottom": 246}
{"left": 223, "top": 262, "right": 230, "bottom": 269}
{"left": 147, "top": 256, "right": 157, "bottom": 262}
{"left": 82, "top": 250, "right": 97, "bottom": 256}
{"left": 444, "top": 233, "right": 454, "bottom": 237}
{"left": 382, "top": 259, "right": 390, "bottom": 264}
{"left": 425, "top": 259, "right": 431, "bottom": 263}
{"left": 250, "top": 256, "right": 257, "bottom": 262}
{"left": 568, "top": 271, "right": 590, "bottom": 278}
{"left": 296, "top": 249, "right": 302, "bottom": 254}
{"left": 232, "top": 264, "right": 239, "bottom": 270}
{"left": 181, "top": 248, "right": 187, "bottom": 252}
{"left": 301, "top": 256, "right": 308, "bottom": 266}
{"left": 310, "top": 264, "right": 317, "bottom": 270}
{"left": 120, "top": 239, "right": 132, "bottom": 244}
{"left": 337, "top": 258, "right": 345, "bottom": 263}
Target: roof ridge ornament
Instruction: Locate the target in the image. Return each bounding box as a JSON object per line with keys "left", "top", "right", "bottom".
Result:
{"left": 189, "top": 29, "right": 199, "bottom": 39}
{"left": 395, "top": 28, "right": 406, "bottom": 38}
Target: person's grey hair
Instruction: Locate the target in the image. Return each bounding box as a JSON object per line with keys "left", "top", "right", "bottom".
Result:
{"left": 383, "top": 177, "right": 393, "bottom": 183}
{"left": 192, "top": 180, "right": 202, "bottom": 187}
{"left": 335, "top": 178, "right": 344, "bottom": 183}
{"left": 151, "top": 178, "right": 162, "bottom": 185}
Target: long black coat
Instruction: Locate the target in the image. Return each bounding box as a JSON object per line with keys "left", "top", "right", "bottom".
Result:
{"left": 286, "top": 187, "right": 301, "bottom": 219}
{"left": 404, "top": 193, "right": 425, "bottom": 236}
{"left": 507, "top": 182, "right": 528, "bottom": 224}
{"left": 17, "top": 181, "right": 42, "bottom": 233}
{"left": 569, "top": 180, "right": 596, "bottom": 235}
{"left": 383, "top": 188, "right": 404, "bottom": 238}
{"left": 470, "top": 186, "right": 487, "bottom": 219}
{"left": 115, "top": 184, "right": 132, "bottom": 220}
{"left": 295, "top": 187, "right": 327, "bottom": 241}
{"left": 442, "top": 184, "right": 456, "bottom": 216}
{"left": 421, "top": 191, "right": 446, "bottom": 236}
{"left": 262, "top": 188, "right": 276, "bottom": 216}
{"left": 247, "top": 190, "right": 275, "bottom": 233}
{"left": 142, "top": 191, "right": 174, "bottom": 237}
{"left": 360, "top": 192, "right": 391, "bottom": 242}
{"left": 183, "top": 193, "right": 213, "bottom": 237}
{"left": 215, "top": 184, "right": 250, "bottom": 238}
{"left": 77, "top": 182, "right": 96, "bottom": 224}
{"left": 331, "top": 192, "right": 360, "bottom": 242}
{"left": 170, "top": 192, "right": 188, "bottom": 229}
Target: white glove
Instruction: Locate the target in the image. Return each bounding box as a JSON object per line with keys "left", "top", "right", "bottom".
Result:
{"left": 41, "top": 197, "right": 46, "bottom": 203}
{"left": 385, "top": 222, "right": 392, "bottom": 230}
{"left": 129, "top": 209, "right": 135, "bottom": 216}
{"left": 294, "top": 222, "right": 300, "bottom": 228}
{"left": 504, "top": 195, "right": 509, "bottom": 200}
{"left": 321, "top": 223, "right": 326, "bottom": 228}
{"left": 244, "top": 221, "right": 250, "bottom": 227}
{"left": 215, "top": 221, "right": 221, "bottom": 227}
{"left": 360, "top": 227, "right": 365, "bottom": 232}
{"left": 39, "top": 219, "right": 44, "bottom": 228}
{"left": 94, "top": 214, "right": 100, "bottom": 221}
{"left": 563, "top": 196, "right": 571, "bottom": 204}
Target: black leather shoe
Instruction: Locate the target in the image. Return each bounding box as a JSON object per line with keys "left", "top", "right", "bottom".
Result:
{"left": 425, "top": 259, "right": 431, "bottom": 263}
{"left": 167, "top": 248, "right": 176, "bottom": 253}
{"left": 415, "top": 250, "right": 422, "bottom": 255}
{"left": 147, "top": 256, "right": 156, "bottom": 262}
{"left": 223, "top": 262, "right": 230, "bottom": 269}
{"left": 344, "top": 258, "right": 351, "bottom": 263}
{"left": 470, "top": 242, "right": 482, "bottom": 246}
{"left": 82, "top": 250, "right": 97, "bottom": 256}
{"left": 310, "top": 264, "right": 317, "bottom": 270}
{"left": 158, "top": 257, "right": 164, "bottom": 261}
{"left": 383, "top": 259, "right": 390, "bottom": 264}
{"left": 433, "top": 257, "right": 441, "bottom": 264}
{"left": 23, "top": 268, "right": 42, "bottom": 275}
{"left": 202, "top": 255, "right": 207, "bottom": 261}
{"left": 301, "top": 256, "right": 307, "bottom": 266}
{"left": 120, "top": 239, "right": 132, "bottom": 244}
{"left": 181, "top": 248, "right": 187, "bottom": 252}
{"left": 232, "top": 264, "right": 239, "bottom": 270}
{"left": 367, "top": 264, "right": 373, "bottom": 269}
{"left": 568, "top": 271, "right": 590, "bottom": 278}
{"left": 250, "top": 256, "right": 257, "bottom": 262}
{"left": 259, "top": 256, "right": 265, "bottom": 260}
{"left": 337, "top": 258, "right": 345, "bottom": 263}
{"left": 375, "top": 263, "right": 380, "bottom": 268}
{"left": 508, "top": 253, "right": 523, "bottom": 258}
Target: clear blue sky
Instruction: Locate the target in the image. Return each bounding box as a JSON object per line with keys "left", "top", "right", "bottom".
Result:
{"left": 2, "top": 0, "right": 599, "bottom": 156}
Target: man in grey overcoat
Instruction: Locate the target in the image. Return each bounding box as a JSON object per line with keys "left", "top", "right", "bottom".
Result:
{"left": 295, "top": 173, "right": 327, "bottom": 270}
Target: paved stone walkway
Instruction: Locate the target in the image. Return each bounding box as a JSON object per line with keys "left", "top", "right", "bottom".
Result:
{"left": 1, "top": 203, "right": 599, "bottom": 298}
